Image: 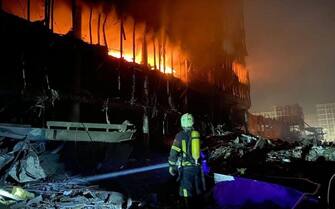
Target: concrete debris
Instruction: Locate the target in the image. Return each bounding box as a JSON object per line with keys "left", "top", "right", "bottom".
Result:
{"left": 305, "top": 146, "right": 325, "bottom": 161}
{"left": 267, "top": 146, "right": 335, "bottom": 162}
{"left": 210, "top": 146, "right": 234, "bottom": 161}
{"left": 208, "top": 132, "right": 335, "bottom": 165}
{"left": 240, "top": 134, "right": 257, "bottom": 143}
{"left": 25, "top": 195, "right": 43, "bottom": 208}
{"left": 8, "top": 181, "right": 132, "bottom": 209}
{"left": 208, "top": 133, "right": 273, "bottom": 162}
{"left": 0, "top": 138, "right": 132, "bottom": 209}
{"left": 306, "top": 146, "right": 335, "bottom": 161}
{"left": 267, "top": 147, "right": 303, "bottom": 162}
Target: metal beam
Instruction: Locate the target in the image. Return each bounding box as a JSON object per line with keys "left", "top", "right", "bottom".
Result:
{"left": 0, "top": 122, "right": 135, "bottom": 143}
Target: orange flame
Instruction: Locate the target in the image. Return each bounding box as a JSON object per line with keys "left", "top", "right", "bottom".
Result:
{"left": 233, "top": 62, "right": 249, "bottom": 85}
{"left": 2, "top": 1, "right": 186, "bottom": 78}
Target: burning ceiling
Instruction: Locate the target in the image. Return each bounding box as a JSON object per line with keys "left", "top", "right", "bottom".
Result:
{"left": 2, "top": 0, "right": 248, "bottom": 84}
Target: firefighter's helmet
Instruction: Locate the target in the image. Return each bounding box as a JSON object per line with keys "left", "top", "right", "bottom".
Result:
{"left": 181, "top": 113, "right": 194, "bottom": 129}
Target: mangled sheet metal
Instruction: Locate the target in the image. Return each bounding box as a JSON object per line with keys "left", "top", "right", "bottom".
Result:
{"left": 0, "top": 139, "right": 132, "bottom": 209}
{"left": 0, "top": 141, "right": 47, "bottom": 183}
{"left": 8, "top": 149, "right": 46, "bottom": 183}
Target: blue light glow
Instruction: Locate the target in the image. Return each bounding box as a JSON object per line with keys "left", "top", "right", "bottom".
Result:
{"left": 212, "top": 176, "right": 312, "bottom": 208}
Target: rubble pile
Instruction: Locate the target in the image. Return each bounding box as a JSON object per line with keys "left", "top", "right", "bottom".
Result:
{"left": 208, "top": 133, "right": 274, "bottom": 162}
{"left": 268, "top": 145, "right": 335, "bottom": 162}
{"left": 306, "top": 146, "right": 335, "bottom": 161}
{"left": 0, "top": 138, "right": 132, "bottom": 209}
{"left": 3, "top": 182, "right": 132, "bottom": 209}
{"left": 208, "top": 132, "right": 335, "bottom": 164}
{"left": 266, "top": 146, "right": 303, "bottom": 162}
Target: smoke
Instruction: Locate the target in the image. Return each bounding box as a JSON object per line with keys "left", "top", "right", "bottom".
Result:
{"left": 119, "top": 0, "right": 248, "bottom": 67}
{"left": 80, "top": 0, "right": 248, "bottom": 71}
{"left": 245, "top": 0, "right": 335, "bottom": 113}
{"left": 2, "top": 0, "right": 247, "bottom": 70}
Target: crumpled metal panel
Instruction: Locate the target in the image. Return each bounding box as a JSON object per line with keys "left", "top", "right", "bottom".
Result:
{"left": 9, "top": 150, "right": 46, "bottom": 183}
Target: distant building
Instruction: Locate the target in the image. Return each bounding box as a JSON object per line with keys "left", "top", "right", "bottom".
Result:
{"left": 251, "top": 104, "right": 305, "bottom": 141}
{"left": 316, "top": 103, "right": 335, "bottom": 141}
{"left": 248, "top": 113, "right": 286, "bottom": 139}
{"left": 273, "top": 104, "right": 304, "bottom": 132}
{"left": 253, "top": 111, "right": 277, "bottom": 119}
{"left": 253, "top": 104, "right": 304, "bottom": 130}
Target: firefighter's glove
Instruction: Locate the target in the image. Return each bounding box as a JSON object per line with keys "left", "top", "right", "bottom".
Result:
{"left": 169, "top": 166, "right": 177, "bottom": 176}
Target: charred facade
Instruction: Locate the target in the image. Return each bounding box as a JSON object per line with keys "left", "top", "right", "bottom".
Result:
{"left": 0, "top": 0, "right": 250, "bottom": 140}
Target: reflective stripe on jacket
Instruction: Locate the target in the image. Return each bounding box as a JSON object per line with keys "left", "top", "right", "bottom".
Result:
{"left": 168, "top": 130, "right": 198, "bottom": 167}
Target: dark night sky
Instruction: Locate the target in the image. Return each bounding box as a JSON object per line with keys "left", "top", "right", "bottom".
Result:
{"left": 244, "top": 0, "right": 335, "bottom": 113}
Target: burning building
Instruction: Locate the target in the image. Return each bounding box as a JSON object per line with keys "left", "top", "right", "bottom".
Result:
{"left": 0, "top": 1, "right": 254, "bottom": 206}
{"left": 0, "top": 0, "right": 250, "bottom": 138}
{"left": 0, "top": 2, "right": 332, "bottom": 209}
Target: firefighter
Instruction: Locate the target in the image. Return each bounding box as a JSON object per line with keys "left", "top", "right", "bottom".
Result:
{"left": 168, "top": 113, "right": 206, "bottom": 202}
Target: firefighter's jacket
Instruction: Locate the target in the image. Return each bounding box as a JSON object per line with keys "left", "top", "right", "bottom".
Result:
{"left": 168, "top": 129, "right": 207, "bottom": 197}
{"left": 168, "top": 130, "right": 199, "bottom": 167}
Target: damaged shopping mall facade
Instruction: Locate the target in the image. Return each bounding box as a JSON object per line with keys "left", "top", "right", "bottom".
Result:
{"left": 0, "top": 1, "right": 334, "bottom": 209}
{"left": 0, "top": 0, "right": 250, "bottom": 140}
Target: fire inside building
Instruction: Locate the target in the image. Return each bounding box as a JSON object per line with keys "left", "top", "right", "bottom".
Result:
{"left": 0, "top": 1, "right": 334, "bottom": 209}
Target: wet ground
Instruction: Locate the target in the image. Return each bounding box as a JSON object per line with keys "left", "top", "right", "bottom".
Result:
{"left": 55, "top": 141, "right": 323, "bottom": 209}
{"left": 94, "top": 159, "right": 320, "bottom": 209}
